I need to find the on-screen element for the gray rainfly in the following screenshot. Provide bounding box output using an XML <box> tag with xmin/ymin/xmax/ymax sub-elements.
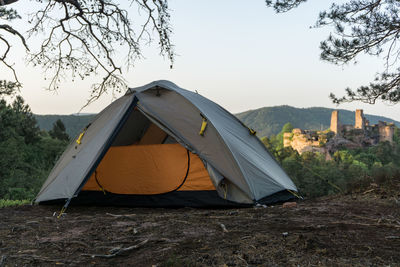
<box><xmin>35</xmin><ymin>80</ymin><xmax>298</xmax><ymax>209</ymax></box>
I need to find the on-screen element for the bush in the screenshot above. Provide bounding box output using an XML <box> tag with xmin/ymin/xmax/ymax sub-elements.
<box><xmin>0</xmin><ymin>199</ymin><xmax>30</xmax><ymax>208</ymax></box>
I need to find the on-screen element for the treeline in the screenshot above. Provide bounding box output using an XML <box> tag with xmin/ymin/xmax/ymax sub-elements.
<box><xmin>1</xmin><ymin>91</ymin><xmax>399</xmax><ymax>202</ymax></box>
<box><xmin>0</xmin><ymin>95</ymin><xmax>69</xmax><ymax>200</ymax></box>
<box><xmin>263</xmin><ymin>123</ymin><xmax>400</xmax><ymax>198</ymax></box>
<box><xmin>35</xmin><ymin>114</ymin><xmax>94</xmax><ymax>139</ymax></box>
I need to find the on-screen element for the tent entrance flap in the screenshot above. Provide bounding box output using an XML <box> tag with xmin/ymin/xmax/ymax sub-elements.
<box><xmin>82</xmin><ymin>143</ymin><xmax>215</xmax><ymax>195</ymax></box>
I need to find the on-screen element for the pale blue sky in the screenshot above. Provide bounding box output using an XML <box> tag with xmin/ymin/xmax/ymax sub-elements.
<box><xmin>2</xmin><ymin>1</ymin><xmax>400</xmax><ymax>121</ymax></box>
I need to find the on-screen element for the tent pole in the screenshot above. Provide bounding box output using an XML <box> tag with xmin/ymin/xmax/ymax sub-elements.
<box><xmin>57</xmin><ymin>198</ymin><xmax>72</xmax><ymax>219</ymax></box>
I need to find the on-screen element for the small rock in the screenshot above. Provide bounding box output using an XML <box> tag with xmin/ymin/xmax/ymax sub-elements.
<box><xmin>282</xmin><ymin>202</ymin><xmax>297</xmax><ymax>208</ymax></box>
<box><xmin>220</xmin><ymin>223</ymin><xmax>228</xmax><ymax>233</ymax></box>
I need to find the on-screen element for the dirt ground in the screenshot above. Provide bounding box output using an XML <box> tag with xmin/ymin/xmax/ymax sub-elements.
<box><xmin>0</xmin><ymin>193</ymin><xmax>399</xmax><ymax>267</ymax></box>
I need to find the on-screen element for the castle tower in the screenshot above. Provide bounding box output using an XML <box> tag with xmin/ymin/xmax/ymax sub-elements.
<box><xmin>379</xmin><ymin>123</ymin><xmax>395</xmax><ymax>143</ymax></box>
<box><xmin>330</xmin><ymin>110</ymin><xmax>339</xmax><ymax>134</ymax></box>
<box><xmin>355</xmin><ymin>109</ymin><xmax>365</xmax><ymax>129</ymax></box>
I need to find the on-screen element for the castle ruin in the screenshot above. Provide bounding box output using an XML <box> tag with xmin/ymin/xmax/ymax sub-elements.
<box><xmin>283</xmin><ymin>109</ymin><xmax>395</xmax><ymax>155</ymax></box>
<box><xmin>330</xmin><ymin>110</ymin><xmax>340</xmax><ymax>134</ymax></box>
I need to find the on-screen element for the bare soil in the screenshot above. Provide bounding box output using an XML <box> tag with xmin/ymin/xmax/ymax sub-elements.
<box><xmin>0</xmin><ymin>194</ymin><xmax>399</xmax><ymax>267</ymax></box>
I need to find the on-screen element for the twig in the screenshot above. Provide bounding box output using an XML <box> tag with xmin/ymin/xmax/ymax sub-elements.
<box><xmin>385</xmin><ymin>236</ymin><xmax>400</xmax><ymax>239</ymax></box>
<box><xmin>81</xmin><ymin>239</ymin><xmax>148</xmax><ymax>258</ymax></box>
<box><xmin>330</xmin><ymin>221</ymin><xmax>400</xmax><ymax>228</ymax></box>
<box><xmin>106</xmin><ymin>213</ymin><xmax>136</xmax><ymax>218</ymax></box>
<box><xmin>237</xmin><ymin>255</ymin><xmax>249</xmax><ymax>266</ymax></box>
<box><xmin>0</xmin><ymin>255</ymin><xmax>6</xmax><ymax>267</ymax></box>
<box><xmin>363</xmin><ymin>189</ymin><xmax>375</xmax><ymax>194</ymax></box>
<box><xmin>209</xmin><ymin>216</ymin><xmax>233</xmax><ymax>219</ymax></box>
<box><xmin>63</xmin><ymin>240</ymin><xmax>89</xmax><ymax>247</ymax></box>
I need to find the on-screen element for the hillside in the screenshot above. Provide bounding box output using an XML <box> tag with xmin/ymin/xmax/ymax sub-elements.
<box><xmin>236</xmin><ymin>105</ymin><xmax>400</xmax><ymax>137</ymax></box>
<box><xmin>34</xmin><ymin>106</ymin><xmax>400</xmax><ymax>139</ymax></box>
<box><xmin>34</xmin><ymin>114</ymin><xmax>95</xmax><ymax>138</ymax></box>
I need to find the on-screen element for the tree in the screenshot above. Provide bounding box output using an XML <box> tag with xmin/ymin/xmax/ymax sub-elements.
<box><xmin>0</xmin><ymin>93</ymin><xmax>68</xmax><ymax>200</ymax></box>
<box><xmin>276</xmin><ymin>122</ymin><xmax>293</xmax><ymax>149</ymax></box>
<box><xmin>49</xmin><ymin>119</ymin><xmax>69</xmax><ymax>141</ymax></box>
<box><xmin>0</xmin><ymin>0</ymin><xmax>173</xmax><ymax>105</ymax></box>
<box><xmin>266</xmin><ymin>0</ymin><xmax>400</xmax><ymax>105</ymax></box>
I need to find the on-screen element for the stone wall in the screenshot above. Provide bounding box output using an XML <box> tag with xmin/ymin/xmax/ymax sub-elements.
<box><xmin>283</xmin><ymin>109</ymin><xmax>396</xmax><ymax>156</ymax></box>
<box><xmin>283</xmin><ymin>128</ymin><xmax>330</xmax><ymax>155</ymax></box>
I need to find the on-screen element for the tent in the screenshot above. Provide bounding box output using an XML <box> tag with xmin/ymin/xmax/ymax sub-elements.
<box><xmin>35</xmin><ymin>80</ymin><xmax>298</xmax><ymax>208</ymax></box>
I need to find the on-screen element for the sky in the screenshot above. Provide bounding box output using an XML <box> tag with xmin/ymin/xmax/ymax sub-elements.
<box><xmin>3</xmin><ymin>0</ymin><xmax>400</xmax><ymax>121</ymax></box>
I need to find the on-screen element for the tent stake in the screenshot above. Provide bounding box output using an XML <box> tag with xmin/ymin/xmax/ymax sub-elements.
<box><xmin>57</xmin><ymin>198</ymin><xmax>71</xmax><ymax>219</ymax></box>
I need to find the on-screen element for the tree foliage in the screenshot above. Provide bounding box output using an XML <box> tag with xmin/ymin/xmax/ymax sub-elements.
<box><xmin>0</xmin><ymin>0</ymin><xmax>173</xmax><ymax>105</ymax></box>
<box><xmin>266</xmin><ymin>0</ymin><xmax>400</xmax><ymax>105</ymax></box>
<box><xmin>0</xmin><ymin>93</ymin><xmax>68</xmax><ymax>200</ymax></box>
<box><xmin>49</xmin><ymin>119</ymin><xmax>70</xmax><ymax>141</ymax></box>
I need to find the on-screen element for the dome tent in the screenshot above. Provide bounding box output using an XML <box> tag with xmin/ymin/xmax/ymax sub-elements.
<box><xmin>35</xmin><ymin>80</ymin><xmax>298</xmax><ymax>209</ymax></box>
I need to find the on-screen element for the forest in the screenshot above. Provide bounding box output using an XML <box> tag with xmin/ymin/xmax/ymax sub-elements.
<box><xmin>1</xmin><ymin>95</ymin><xmax>400</xmax><ymax>203</ymax></box>
<box><xmin>0</xmin><ymin>95</ymin><xmax>68</xmax><ymax>203</ymax></box>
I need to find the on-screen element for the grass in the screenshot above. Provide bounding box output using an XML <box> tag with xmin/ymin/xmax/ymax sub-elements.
<box><xmin>0</xmin><ymin>199</ymin><xmax>31</xmax><ymax>208</ymax></box>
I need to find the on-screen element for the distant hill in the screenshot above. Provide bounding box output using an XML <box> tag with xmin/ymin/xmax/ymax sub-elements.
<box><xmin>236</xmin><ymin>105</ymin><xmax>400</xmax><ymax>137</ymax></box>
<box><xmin>35</xmin><ymin>114</ymin><xmax>95</xmax><ymax>138</ymax></box>
<box><xmin>34</xmin><ymin>105</ymin><xmax>400</xmax><ymax>139</ymax></box>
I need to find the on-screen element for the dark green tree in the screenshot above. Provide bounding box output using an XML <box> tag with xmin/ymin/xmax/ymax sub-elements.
<box><xmin>49</xmin><ymin>119</ymin><xmax>69</xmax><ymax>141</ymax></box>
<box><xmin>11</xmin><ymin>96</ymin><xmax>40</xmax><ymax>144</ymax></box>
<box><xmin>276</xmin><ymin>122</ymin><xmax>294</xmax><ymax>149</ymax></box>
<box><xmin>0</xmin><ymin>94</ymin><xmax>67</xmax><ymax>200</ymax></box>
<box><xmin>394</xmin><ymin>127</ymin><xmax>400</xmax><ymax>145</ymax></box>
<box><xmin>266</xmin><ymin>0</ymin><xmax>400</xmax><ymax>105</ymax></box>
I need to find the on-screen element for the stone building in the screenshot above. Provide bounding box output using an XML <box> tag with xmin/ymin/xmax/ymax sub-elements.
<box><xmin>283</xmin><ymin>109</ymin><xmax>395</xmax><ymax>155</ymax></box>
<box><xmin>332</xmin><ymin>109</ymin><xmax>395</xmax><ymax>145</ymax></box>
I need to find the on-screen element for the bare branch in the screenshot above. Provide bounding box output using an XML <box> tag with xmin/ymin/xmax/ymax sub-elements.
<box><xmin>26</xmin><ymin>0</ymin><xmax>174</xmax><ymax>106</ymax></box>
<box><xmin>267</xmin><ymin>0</ymin><xmax>400</xmax><ymax>105</ymax></box>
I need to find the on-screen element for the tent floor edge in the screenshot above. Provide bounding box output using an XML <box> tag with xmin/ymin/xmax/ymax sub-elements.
<box><xmin>38</xmin><ymin>190</ymin><xmax>296</xmax><ymax>208</ymax></box>
<box><xmin>39</xmin><ymin>190</ymin><xmax>251</xmax><ymax>208</ymax></box>
<box><xmin>256</xmin><ymin>190</ymin><xmax>296</xmax><ymax>205</ymax></box>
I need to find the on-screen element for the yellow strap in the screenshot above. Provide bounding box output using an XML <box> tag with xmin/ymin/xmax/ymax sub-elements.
<box><xmin>76</xmin><ymin>123</ymin><xmax>92</xmax><ymax>145</ymax></box>
<box><xmin>199</xmin><ymin>118</ymin><xmax>208</xmax><ymax>136</ymax></box>
<box><xmin>76</xmin><ymin>131</ymin><xmax>85</xmax><ymax>145</ymax></box>
<box><xmin>248</xmin><ymin>128</ymin><xmax>257</xmax><ymax>135</ymax></box>
<box><xmin>287</xmin><ymin>189</ymin><xmax>301</xmax><ymax>199</ymax></box>
<box><xmin>57</xmin><ymin>206</ymin><xmax>66</xmax><ymax>219</ymax></box>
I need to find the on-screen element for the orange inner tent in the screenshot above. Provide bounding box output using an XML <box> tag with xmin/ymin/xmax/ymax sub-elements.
<box><xmin>82</xmin><ymin>143</ymin><xmax>215</xmax><ymax>195</ymax></box>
